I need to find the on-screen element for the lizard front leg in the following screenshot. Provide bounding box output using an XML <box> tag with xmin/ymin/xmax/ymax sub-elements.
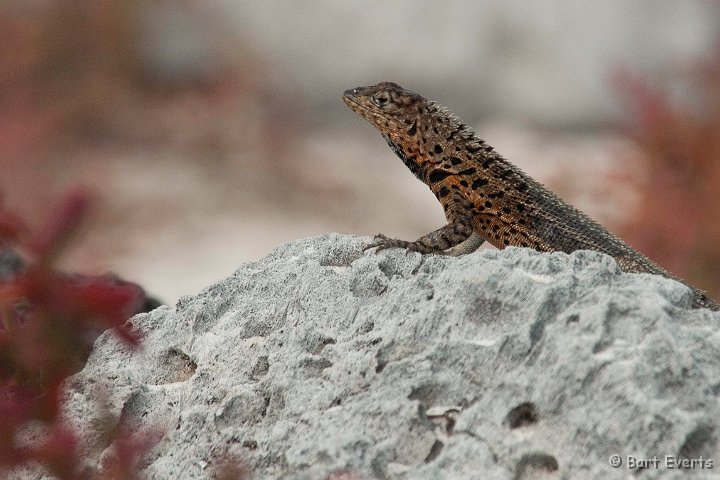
<box><xmin>365</xmin><ymin>194</ymin><xmax>476</xmax><ymax>254</ymax></box>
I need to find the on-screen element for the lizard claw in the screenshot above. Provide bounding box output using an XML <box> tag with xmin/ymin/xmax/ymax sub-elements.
<box><xmin>363</xmin><ymin>234</ymin><xmax>444</xmax><ymax>255</ymax></box>
<box><xmin>363</xmin><ymin>234</ymin><xmax>394</xmax><ymax>253</ymax></box>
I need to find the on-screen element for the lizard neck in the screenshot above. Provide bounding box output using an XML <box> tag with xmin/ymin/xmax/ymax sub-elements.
<box><xmin>383</xmin><ymin>135</ymin><xmax>426</xmax><ymax>180</ymax></box>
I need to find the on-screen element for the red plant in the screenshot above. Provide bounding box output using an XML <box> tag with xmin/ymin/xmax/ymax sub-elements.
<box><xmin>99</xmin><ymin>423</ymin><xmax>164</xmax><ymax>480</ymax></box>
<box><xmin>612</xmin><ymin>53</ymin><xmax>720</xmax><ymax>298</ymax></box>
<box><xmin>0</xmin><ymin>188</ymin><xmax>149</xmax><ymax>479</ymax></box>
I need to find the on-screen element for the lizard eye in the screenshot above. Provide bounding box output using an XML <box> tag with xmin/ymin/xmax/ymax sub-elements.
<box><xmin>372</xmin><ymin>93</ymin><xmax>390</xmax><ymax>108</ymax></box>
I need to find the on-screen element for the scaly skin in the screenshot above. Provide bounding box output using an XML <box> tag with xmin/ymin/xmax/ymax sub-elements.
<box><xmin>343</xmin><ymin>81</ymin><xmax>719</xmax><ymax>311</ymax></box>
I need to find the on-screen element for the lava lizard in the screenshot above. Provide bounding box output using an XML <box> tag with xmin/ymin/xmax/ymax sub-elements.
<box><xmin>343</xmin><ymin>81</ymin><xmax>719</xmax><ymax>311</ymax></box>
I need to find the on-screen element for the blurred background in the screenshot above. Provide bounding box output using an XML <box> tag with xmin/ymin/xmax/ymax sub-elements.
<box><xmin>3</xmin><ymin>0</ymin><xmax>720</xmax><ymax>304</ymax></box>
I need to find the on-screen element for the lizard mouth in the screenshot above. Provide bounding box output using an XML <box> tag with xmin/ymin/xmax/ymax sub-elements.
<box><xmin>342</xmin><ymin>91</ymin><xmax>361</xmax><ymax>109</ymax></box>
<box><xmin>342</xmin><ymin>92</ymin><xmax>374</xmax><ymax>119</ymax></box>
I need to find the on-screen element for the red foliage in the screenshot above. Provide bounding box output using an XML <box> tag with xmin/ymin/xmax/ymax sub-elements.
<box><xmin>612</xmin><ymin>55</ymin><xmax>720</xmax><ymax>297</ymax></box>
<box><xmin>0</xmin><ymin>210</ymin><xmax>25</xmax><ymax>245</ymax></box>
<box><xmin>0</xmin><ymin>189</ymin><xmax>148</xmax><ymax>478</ymax></box>
<box><xmin>99</xmin><ymin>425</ymin><xmax>163</xmax><ymax>480</ymax></box>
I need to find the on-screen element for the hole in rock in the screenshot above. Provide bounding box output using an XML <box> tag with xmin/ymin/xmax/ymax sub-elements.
<box><xmin>504</xmin><ymin>402</ymin><xmax>538</xmax><ymax>429</ymax></box>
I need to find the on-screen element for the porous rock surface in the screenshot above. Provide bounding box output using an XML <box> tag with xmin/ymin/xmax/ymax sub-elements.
<box><xmin>61</xmin><ymin>234</ymin><xmax>720</xmax><ymax>479</ymax></box>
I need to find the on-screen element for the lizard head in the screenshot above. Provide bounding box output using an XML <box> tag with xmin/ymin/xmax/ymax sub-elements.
<box><xmin>343</xmin><ymin>82</ymin><xmax>423</xmax><ymax>137</ymax></box>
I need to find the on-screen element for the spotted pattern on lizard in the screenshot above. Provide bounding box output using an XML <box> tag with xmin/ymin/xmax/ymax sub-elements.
<box><xmin>343</xmin><ymin>81</ymin><xmax>719</xmax><ymax>310</ymax></box>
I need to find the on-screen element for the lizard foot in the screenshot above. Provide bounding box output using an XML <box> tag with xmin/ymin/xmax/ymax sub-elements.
<box><xmin>363</xmin><ymin>234</ymin><xmax>446</xmax><ymax>255</ymax></box>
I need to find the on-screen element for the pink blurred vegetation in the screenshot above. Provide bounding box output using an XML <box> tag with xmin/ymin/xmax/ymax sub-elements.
<box><xmin>1</xmin><ymin>3</ymin><xmax>257</xmax><ymax>476</ymax></box>
<box><xmin>0</xmin><ymin>188</ymin><xmax>155</xmax><ymax>478</ymax></box>
<box><xmin>612</xmin><ymin>48</ymin><xmax>720</xmax><ymax>299</ymax></box>
<box><xmin>0</xmin><ymin>191</ymin><xmax>247</xmax><ymax>478</ymax></box>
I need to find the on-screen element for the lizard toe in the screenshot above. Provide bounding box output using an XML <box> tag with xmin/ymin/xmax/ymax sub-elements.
<box><xmin>363</xmin><ymin>234</ymin><xmax>394</xmax><ymax>252</ymax></box>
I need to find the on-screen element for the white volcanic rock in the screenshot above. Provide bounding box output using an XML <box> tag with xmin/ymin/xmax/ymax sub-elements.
<box><xmin>58</xmin><ymin>234</ymin><xmax>720</xmax><ymax>479</ymax></box>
